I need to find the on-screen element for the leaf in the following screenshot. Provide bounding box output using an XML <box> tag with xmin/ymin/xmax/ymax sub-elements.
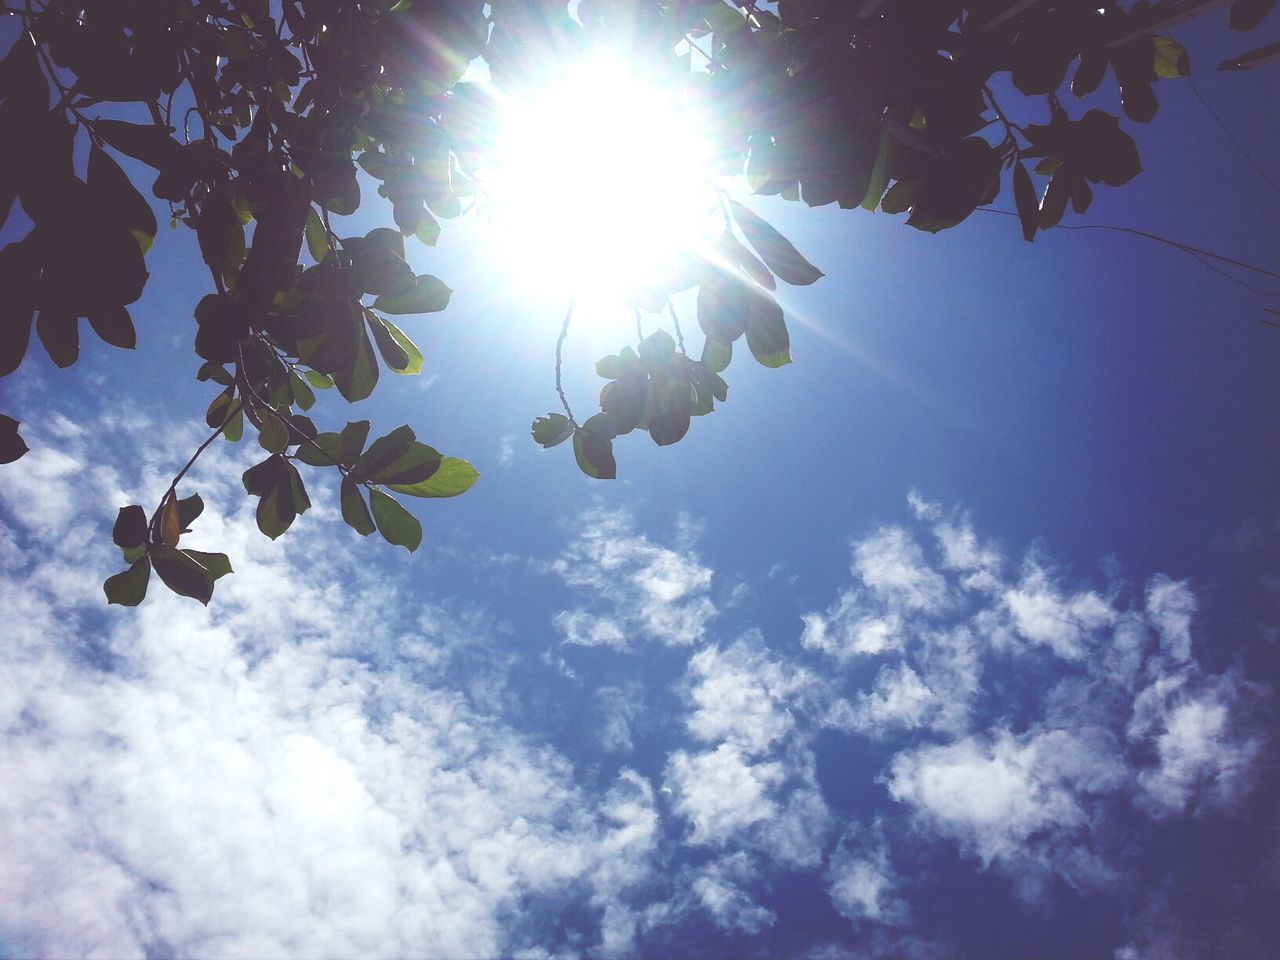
<box><xmin>372</xmin><ymin>275</ymin><xmax>453</xmax><ymax>314</ymax></box>
<box><xmin>1039</xmin><ymin>171</ymin><xmax>1071</xmax><ymax>230</ymax></box>
<box><xmin>0</xmin><ymin>413</ymin><xmax>29</xmax><ymax>464</ymax></box>
<box><xmin>532</xmin><ymin>413</ymin><xmax>575</xmax><ymax>448</ymax></box>
<box><xmin>1153</xmin><ymin>37</ymin><xmax>1191</xmax><ymax>78</ymax></box>
<box><xmin>305</xmin><ymin>369</ymin><xmax>334</xmax><ymax>390</ymax></box>
<box><xmin>701</xmin><ymin>338</ymin><xmax>731</xmax><ymax>374</ymax></box>
<box><xmin>112</xmin><ymin>505</ymin><xmax>149</xmax><ymax>549</ymax></box>
<box><xmin>1070</xmin><ymin>177</ymin><xmax>1094</xmax><ymax>214</ymax></box>
<box><xmin>332</xmin><ymin>317</ymin><xmax>379</xmax><ymax>403</ymax></box>
<box><xmin>729</xmin><ymin>200</ymin><xmax>823</xmax><ymax>285</ymax></box>
<box><xmin>369</xmin><ymin>488</ymin><xmax>422</xmax><ymax>552</ymax></box>
<box><xmin>181</xmin><ymin>550</ymin><xmax>233</xmax><ymax>581</ymax></box>
<box><xmin>177</xmin><ymin>493</ymin><xmax>205</xmax><ymax>530</ymax></box>
<box><xmin>1074</xmin><ymin>110</ymin><xmax>1142</xmax><ymax>186</ymax></box>
<box><xmin>718</xmin><ymin>232</ymin><xmax>775</xmax><ymax>290</ymax></box>
<box><xmin>258</xmin><ymin>416</ymin><xmax>290</xmax><ymax>454</ymax></box>
<box><xmin>367</xmin><ymin>312</ymin><xmax>424</xmax><ymax>374</ymax></box>
<box><xmin>573</xmin><ymin>429</ymin><xmax>616</xmax><ymax>480</ymax></box>
<box><xmin>104</xmin><ymin>558</ymin><xmax>151</xmax><ymax>606</ymax></box>
<box><xmin>150</xmin><ymin>546</ymin><xmax>215</xmax><ymax>604</ymax></box>
<box><xmin>646</xmin><ymin>379</ymin><xmax>692</xmax><ymax>446</ymax></box>
<box><xmin>389</xmin><ymin>457</ymin><xmax>479</xmax><ymax>498</ymax></box>
<box><xmin>1228</xmin><ymin>0</ymin><xmax>1277</xmax><ymax>31</ymax></box>
<box><xmin>92</xmin><ymin>119</ymin><xmax>181</xmax><ymax>170</ymax></box>
<box><xmin>290</xmin><ymin>371</ymin><xmax>316</xmax><ymax>411</ymax></box>
<box><xmin>861</xmin><ymin>127</ymin><xmax>893</xmax><ymax>212</ymax></box>
<box><xmin>880</xmin><ymin>179</ymin><xmax>919</xmax><ymax>215</ymax></box>
<box><xmin>87</xmin><ymin>144</ymin><xmax>157</xmax><ymax>255</ymax></box>
<box><xmin>305</xmin><ymin>206</ymin><xmax>329</xmax><ymax>262</ymax></box>
<box><xmin>744</xmin><ymin>292</ymin><xmax>791</xmax><ymax>368</ymax></box>
<box><xmin>341</xmin><ymin>476</ymin><xmax>376</xmax><ymax>537</ymax></box>
<box><xmin>0</xmin><ymin>241</ymin><xmax>39</xmax><ymax>378</ymax></box>
<box><xmin>353</xmin><ymin>424</ymin><xmax>413</xmax><ymax>479</ymax></box>
<box><xmin>1013</xmin><ymin>161</ymin><xmax>1038</xmax><ymax>242</ymax></box>
<box><xmin>88</xmin><ymin>306</ymin><xmax>139</xmax><ymax>350</ymax></box>
<box><xmin>160</xmin><ymin>494</ymin><xmax>182</xmax><ymax>547</ymax></box>
<box><xmin>36</xmin><ymin>311</ymin><xmax>79</xmax><ymax>368</ymax></box>
<box><xmin>339</xmin><ymin>420</ymin><xmax>371</xmax><ymax>465</ymax></box>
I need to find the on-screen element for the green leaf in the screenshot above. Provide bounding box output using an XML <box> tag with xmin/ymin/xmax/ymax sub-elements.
<box><xmin>729</xmin><ymin>200</ymin><xmax>824</xmax><ymax>285</ymax></box>
<box><xmin>243</xmin><ymin>455</ymin><xmax>283</xmax><ymax>496</ymax></box>
<box><xmin>389</xmin><ymin>457</ymin><xmax>478</xmax><ymax>498</ymax></box>
<box><xmin>861</xmin><ymin>127</ymin><xmax>893</xmax><ymax>212</ymax></box>
<box><xmin>150</xmin><ymin>546</ymin><xmax>216</xmax><ymax>605</ymax></box>
<box><xmin>646</xmin><ymin>379</ymin><xmax>692</xmax><ymax>446</ymax></box>
<box><xmin>305</xmin><ymin>206</ymin><xmax>330</xmax><ymax>262</ymax></box>
<box><xmin>701</xmin><ymin>338</ymin><xmax>731</xmax><ymax>374</ymax></box>
<box><xmin>414</xmin><ymin>213</ymin><xmax>441</xmax><ymax>246</ymax></box>
<box><xmin>0</xmin><ymin>414</ymin><xmax>28</xmax><ymax>464</ymax></box>
<box><xmin>290</xmin><ymin>371</ymin><xmax>316</xmax><ymax>411</ymax></box>
<box><xmin>197</xmin><ymin>362</ymin><xmax>234</xmax><ymax>386</ymax></box>
<box><xmin>573</xmin><ymin>425</ymin><xmax>617</xmax><ymax>480</ymax></box>
<box><xmin>704</xmin><ymin>1</ymin><xmax>746</xmax><ymax>33</ymax></box>
<box><xmin>104</xmin><ymin>558</ymin><xmax>151</xmax><ymax>606</ymax></box>
<box><xmin>176</xmin><ymin>493</ymin><xmax>204</xmax><ymax>531</ymax></box>
<box><xmin>880</xmin><ymin>179</ymin><xmax>919</xmax><ymax>215</ymax></box>
<box><xmin>372</xmin><ymin>275</ymin><xmax>453</xmax><ymax>314</ymax></box>
<box><xmin>181</xmin><ymin>550</ymin><xmax>233</xmax><ymax>581</ymax></box>
<box><xmin>532</xmin><ymin>413</ymin><xmax>575</xmax><ymax>448</ymax></box>
<box><xmin>258</xmin><ymin>416</ymin><xmax>290</xmax><ymax>453</ymax></box>
<box><xmin>341</xmin><ymin>476</ymin><xmax>377</xmax><ymax>536</ymax></box>
<box><xmin>367</xmin><ymin>312</ymin><xmax>424</xmax><ymax>374</ymax></box>
<box><xmin>1013</xmin><ymin>161</ymin><xmax>1038</xmax><ymax>243</ymax></box>
<box><xmin>223</xmin><ymin>407</ymin><xmax>244</xmax><ymax>443</ymax></box>
<box><xmin>744</xmin><ymin>291</ymin><xmax>792</xmax><ymax>368</ymax></box>
<box><xmin>328</xmin><ymin>317</ymin><xmax>380</xmax><ymax>403</ymax></box>
<box><xmin>112</xmin><ymin>505</ymin><xmax>149</xmax><ymax>549</ymax></box>
<box><xmin>718</xmin><ymin>232</ymin><xmax>775</xmax><ymax>291</ymax></box>
<box><xmin>304</xmin><ymin>369</ymin><xmax>334</xmax><ymax>390</ymax></box>
<box><xmin>339</xmin><ymin>420</ymin><xmax>371</xmax><ymax>465</ymax></box>
<box><xmin>1153</xmin><ymin>36</ymin><xmax>1191</xmax><ymax>78</ymax></box>
<box><xmin>369</xmin><ymin>488</ymin><xmax>422</xmax><ymax>552</ymax></box>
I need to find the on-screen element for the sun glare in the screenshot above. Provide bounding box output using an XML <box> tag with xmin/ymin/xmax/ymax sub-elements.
<box><xmin>486</xmin><ymin>55</ymin><xmax>717</xmax><ymax>308</ymax></box>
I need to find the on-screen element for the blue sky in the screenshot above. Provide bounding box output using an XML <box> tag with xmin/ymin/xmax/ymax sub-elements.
<box><xmin>1</xmin><ymin>8</ymin><xmax>1279</xmax><ymax>960</ymax></box>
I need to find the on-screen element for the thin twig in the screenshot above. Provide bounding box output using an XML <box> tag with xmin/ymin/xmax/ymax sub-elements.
<box><xmin>555</xmin><ymin>296</ymin><xmax>578</xmax><ymax>426</ymax></box>
<box><xmin>980</xmin><ymin>209</ymin><xmax>1280</xmax><ymax>280</ymax></box>
<box><xmin>634</xmin><ymin>307</ymin><xmax>644</xmax><ymax>343</ymax></box>
<box><xmin>667</xmin><ymin>300</ymin><xmax>689</xmax><ymax>357</ymax></box>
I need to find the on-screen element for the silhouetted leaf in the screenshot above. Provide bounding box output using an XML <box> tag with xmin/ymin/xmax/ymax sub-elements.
<box><xmin>1013</xmin><ymin>161</ymin><xmax>1038</xmax><ymax>242</ymax></box>
<box><xmin>176</xmin><ymin>493</ymin><xmax>204</xmax><ymax>531</ymax></box>
<box><xmin>0</xmin><ymin>414</ymin><xmax>29</xmax><ymax>464</ymax></box>
<box><xmin>573</xmin><ymin>414</ymin><xmax>617</xmax><ymax>480</ymax></box>
<box><xmin>744</xmin><ymin>291</ymin><xmax>791</xmax><ymax>368</ymax></box>
<box><xmin>367</xmin><ymin>312</ymin><xmax>423</xmax><ymax>374</ymax></box>
<box><xmin>729</xmin><ymin>200</ymin><xmax>823</xmax><ymax>285</ymax></box>
<box><xmin>151</xmin><ymin>546</ymin><xmax>215</xmax><ymax>604</ymax></box>
<box><xmin>36</xmin><ymin>311</ymin><xmax>78</xmax><ymax>368</ymax></box>
<box><xmin>701</xmin><ymin>338</ymin><xmax>731</xmax><ymax>374</ymax></box>
<box><xmin>1229</xmin><ymin>0</ymin><xmax>1277</xmax><ymax>31</ymax></box>
<box><xmin>532</xmin><ymin>413</ymin><xmax>574</xmax><ymax>448</ymax></box>
<box><xmin>87</xmin><ymin>306</ymin><xmax>137</xmax><ymax>349</ymax></box>
<box><xmin>372</xmin><ymin>275</ymin><xmax>453</xmax><ymax>314</ymax></box>
<box><xmin>87</xmin><ymin>144</ymin><xmax>157</xmax><ymax>255</ymax></box>
<box><xmin>112</xmin><ymin>505</ymin><xmax>149</xmax><ymax>549</ymax></box>
<box><xmin>369</xmin><ymin>488</ymin><xmax>421</xmax><ymax>551</ymax></box>
<box><xmin>160</xmin><ymin>494</ymin><xmax>181</xmax><ymax>547</ymax></box>
<box><xmin>341</xmin><ymin>476</ymin><xmax>376</xmax><ymax>536</ymax></box>
<box><xmin>305</xmin><ymin>207</ymin><xmax>329</xmax><ymax>262</ymax></box>
<box><xmin>181</xmin><ymin>550</ymin><xmax>232</xmax><ymax>581</ymax></box>
<box><xmin>104</xmin><ymin>558</ymin><xmax>150</xmax><ymax>606</ymax></box>
<box><xmin>1039</xmin><ymin>171</ymin><xmax>1071</xmax><ymax>229</ymax></box>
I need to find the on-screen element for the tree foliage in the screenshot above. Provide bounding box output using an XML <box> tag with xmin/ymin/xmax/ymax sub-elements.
<box><xmin>0</xmin><ymin>0</ymin><xmax>1273</xmax><ymax>604</ymax></box>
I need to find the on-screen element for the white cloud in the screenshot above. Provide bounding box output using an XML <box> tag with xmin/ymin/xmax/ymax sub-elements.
<box><xmin>886</xmin><ymin>726</ymin><xmax>1127</xmax><ymax>894</ymax></box>
<box><xmin>0</xmin><ymin>414</ymin><xmax>669</xmax><ymax>959</ymax></box>
<box><xmin>550</xmin><ymin>510</ymin><xmax>716</xmax><ymax>650</ymax></box>
<box><xmin>854</xmin><ymin>527</ymin><xmax>949</xmax><ymax>613</ymax></box>
<box><xmin>667</xmin><ymin>639</ymin><xmax>830</xmax><ymax>867</ymax></box>
<box><xmin>826</xmin><ymin>824</ymin><xmax>906</xmax><ymax>927</ymax></box>
<box><xmin>1000</xmin><ymin>561</ymin><xmax>1114</xmax><ymax>660</ymax></box>
<box><xmin>690</xmin><ymin>853</ymin><xmax>775</xmax><ymax>934</ymax></box>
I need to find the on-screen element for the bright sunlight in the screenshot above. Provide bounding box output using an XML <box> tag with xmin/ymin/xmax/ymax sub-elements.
<box><xmin>486</xmin><ymin>54</ymin><xmax>718</xmax><ymax>308</ymax></box>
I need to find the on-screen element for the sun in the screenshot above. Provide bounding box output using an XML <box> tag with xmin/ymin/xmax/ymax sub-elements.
<box><xmin>484</xmin><ymin>53</ymin><xmax>718</xmax><ymax>309</ymax></box>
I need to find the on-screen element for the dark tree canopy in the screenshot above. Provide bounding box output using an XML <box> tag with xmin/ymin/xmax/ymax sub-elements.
<box><xmin>0</xmin><ymin>0</ymin><xmax>1274</xmax><ymax>605</ymax></box>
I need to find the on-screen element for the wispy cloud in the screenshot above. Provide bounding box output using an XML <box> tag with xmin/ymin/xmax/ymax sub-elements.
<box><xmin>549</xmin><ymin>509</ymin><xmax>717</xmax><ymax>650</ymax></box>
